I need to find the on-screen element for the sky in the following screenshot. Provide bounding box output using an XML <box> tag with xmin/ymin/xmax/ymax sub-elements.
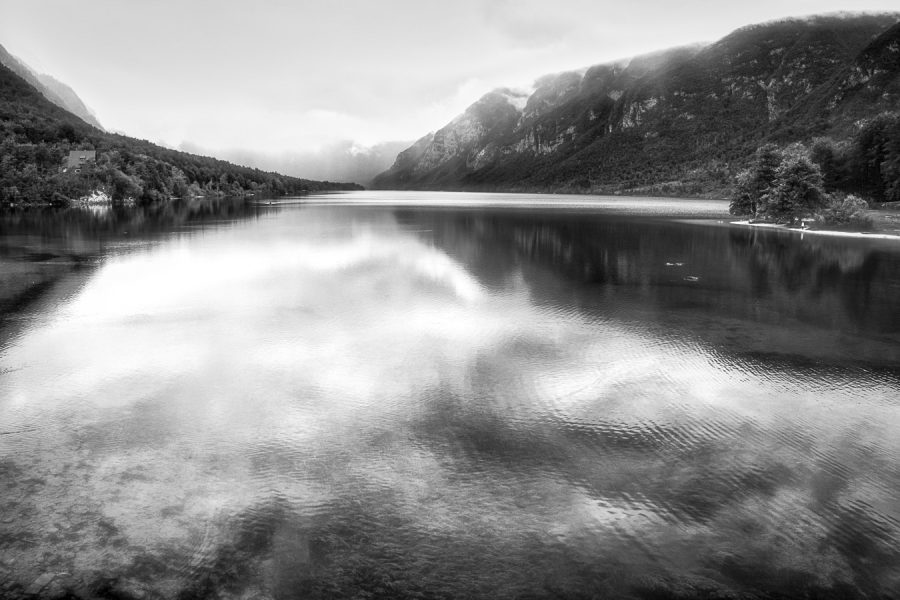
<box><xmin>1</xmin><ymin>0</ymin><xmax>899</xmax><ymax>160</ymax></box>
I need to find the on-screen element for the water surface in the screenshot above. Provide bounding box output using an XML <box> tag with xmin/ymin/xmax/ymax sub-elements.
<box><xmin>1</xmin><ymin>192</ymin><xmax>900</xmax><ymax>599</ymax></box>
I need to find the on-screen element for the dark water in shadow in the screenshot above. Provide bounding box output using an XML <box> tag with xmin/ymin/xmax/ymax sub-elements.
<box><xmin>1</xmin><ymin>192</ymin><xmax>899</xmax><ymax>599</ymax></box>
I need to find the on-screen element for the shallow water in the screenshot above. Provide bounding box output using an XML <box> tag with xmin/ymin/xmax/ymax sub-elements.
<box><xmin>1</xmin><ymin>192</ymin><xmax>900</xmax><ymax>599</ymax></box>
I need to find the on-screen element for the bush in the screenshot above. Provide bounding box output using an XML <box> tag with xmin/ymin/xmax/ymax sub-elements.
<box><xmin>812</xmin><ymin>194</ymin><xmax>874</xmax><ymax>231</ymax></box>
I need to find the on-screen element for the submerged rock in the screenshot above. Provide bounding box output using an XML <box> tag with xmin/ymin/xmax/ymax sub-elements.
<box><xmin>24</xmin><ymin>572</ymin><xmax>55</xmax><ymax>596</ymax></box>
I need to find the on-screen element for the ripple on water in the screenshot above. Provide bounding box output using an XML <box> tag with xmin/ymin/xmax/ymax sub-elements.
<box><xmin>3</xmin><ymin>200</ymin><xmax>900</xmax><ymax>598</ymax></box>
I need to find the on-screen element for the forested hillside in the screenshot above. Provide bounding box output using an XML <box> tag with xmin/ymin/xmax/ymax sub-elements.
<box><xmin>374</xmin><ymin>14</ymin><xmax>900</xmax><ymax>198</ymax></box>
<box><xmin>0</xmin><ymin>42</ymin><xmax>104</xmax><ymax>130</ymax></box>
<box><xmin>0</xmin><ymin>61</ymin><xmax>360</xmax><ymax>205</ymax></box>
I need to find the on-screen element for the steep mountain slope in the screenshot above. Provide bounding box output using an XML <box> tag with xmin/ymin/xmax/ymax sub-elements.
<box><xmin>0</xmin><ymin>61</ymin><xmax>359</xmax><ymax>203</ymax></box>
<box><xmin>374</xmin><ymin>13</ymin><xmax>900</xmax><ymax>195</ymax></box>
<box><xmin>804</xmin><ymin>20</ymin><xmax>900</xmax><ymax>130</ymax></box>
<box><xmin>0</xmin><ymin>43</ymin><xmax>104</xmax><ymax>130</ymax></box>
<box><xmin>36</xmin><ymin>72</ymin><xmax>104</xmax><ymax>130</ymax></box>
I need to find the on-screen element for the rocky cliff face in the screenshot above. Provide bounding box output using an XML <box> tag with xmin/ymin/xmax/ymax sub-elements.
<box><xmin>374</xmin><ymin>14</ymin><xmax>900</xmax><ymax>194</ymax></box>
<box><xmin>383</xmin><ymin>89</ymin><xmax>527</xmax><ymax>187</ymax></box>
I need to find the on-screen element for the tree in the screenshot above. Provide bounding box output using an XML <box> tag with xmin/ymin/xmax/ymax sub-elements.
<box><xmin>809</xmin><ymin>136</ymin><xmax>851</xmax><ymax>190</ymax></box>
<box><xmin>728</xmin><ymin>144</ymin><xmax>782</xmax><ymax>218</ymax></box>
<box><xmin>880</xmin><ymin>119</ymin><xmax>900</xmax><ymax>203</ymax></box>
<box><xmin>729</xmin><ymin>169</ymin><xmax>756</xmax><ymax>216</ymax></box>
<box><xmin>855</xmin><ymin>112</ymin><xmax>900</xmax><ymax>201</ymax></box>
<box><xmin>104</xmin><ymin>166</ymin><xmax>143</xmax><ymax>200</ymax></box>
<box><xmin>56</xmin><ymin>122</ymin><xmax>77</xmax><ymax>144</ymax></box>
<box><xmin>762</xmin><ymin>146</ymin><xmax>827</xmax><ymax>224</ymax></box>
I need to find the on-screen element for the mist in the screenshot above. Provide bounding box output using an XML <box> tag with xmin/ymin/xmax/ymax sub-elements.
<box><xmin>178</xmin><ymin>139</ymin><xmax>411</xmax><ymax>185</ymax></box>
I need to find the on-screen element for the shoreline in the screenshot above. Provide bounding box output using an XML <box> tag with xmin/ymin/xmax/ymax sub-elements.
<box><xmin>730</xmin><ymin>220</ymin><xmax>900</xmax><ymax>241</ymax></box>
<box><xmin>299</xmin><ymin>190</ymin><xmax>729</xmax><ymax>219</ymax></box>
<box><xmin>7</xmin><ymin>188</ymin><xmax>900</xmax><ymax>242</ymax></box>
<box><xmin>302</xmin><ymin>192</ymin><xmax>900</xmax><ymax>239</ymax></box>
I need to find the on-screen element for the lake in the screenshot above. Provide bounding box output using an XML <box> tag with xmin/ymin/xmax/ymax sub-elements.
<box><xmin>1</xmin><ymin>191</ymin><xmax>899</xmax><ymax>599</ymax></box>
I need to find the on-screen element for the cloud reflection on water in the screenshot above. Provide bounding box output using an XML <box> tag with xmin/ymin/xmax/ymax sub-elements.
<box><xmin>0</xmin><ymin>203</ymin><xmax>899</xmax><ymax>598</ymax></box>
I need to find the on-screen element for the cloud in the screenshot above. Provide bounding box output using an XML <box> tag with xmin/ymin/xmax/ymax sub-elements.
<box><xmin>3</xmin><ymin>0</ymin><xmax>900</xmax><ymax>159</ymax></box>
<box><xmin>482</xmin><ymin>0</ymin><xmax>581</xmax><ymax>46</ymax></box>
<box><xmin>4</xmin><ymin>205</ymin><xmax>900</xmax><ymax>596</ymax></box>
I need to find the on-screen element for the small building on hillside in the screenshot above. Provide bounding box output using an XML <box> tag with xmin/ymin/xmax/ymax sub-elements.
<box><xmin>66</xmin><ymin>150</ymin><xmax>96</xmax><ymax>172</ymax></box>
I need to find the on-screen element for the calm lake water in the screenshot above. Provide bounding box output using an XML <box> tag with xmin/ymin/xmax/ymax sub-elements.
<box><xmin>1</xmin><ymin>191</ymin><xmax>900</xmax><ymax>599</ymax></box>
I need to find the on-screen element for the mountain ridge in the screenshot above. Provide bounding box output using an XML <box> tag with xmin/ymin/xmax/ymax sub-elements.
<box><xmin>374</xmin><ymin>13</ymin><xmax>900</xmax><ymax>196</ymax></box>
<box><xmin>0</xmin><ymin>58</ymin><xmax>360</xmax><ymax>204</ymax></box>
<box><xmin>0</xmin><ymin>42</ymin><xmax>104</xmax><ymax>130</ymax></box>
<box><xmin>36</xmin><ymin>72</ymin><xmax>103</xmax><ymax>130</ymax></box>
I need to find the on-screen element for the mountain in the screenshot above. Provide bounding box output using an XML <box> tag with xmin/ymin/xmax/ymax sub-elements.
<box><xmin>199</xmin><ymin>139</ymin><xmax>412</xmax><ymax>186</ymax></box>
<box><xmin>289</xmin><ymin>140</ymin><xmax>413</xmax><ymax>186</ymax></box>
<box><xmin>36</xmin><ymin>72</ymin><xmax>104</xmax><ymax>130</ymax></box>
<box><xmin>0</xmin><ymin>59</ymin><xmax>360</xmax><ymax>204</ymax></box>
<box><xmin>809</xmin><ymin>20</ymin><xmax>900</xmax><ymax>127</ymax></box>
<box><xmin>374</xmin><ymin>13</ymin><xmax>900</xmax><ymax>196</ymax></box>
<box><xmin>0</xmin><ymin>42</ymin><xmax>104</xmax><ymax>130</ymax></box>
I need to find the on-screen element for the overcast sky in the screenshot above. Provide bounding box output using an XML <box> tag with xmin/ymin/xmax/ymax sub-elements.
<box><xmin>1</xmin><ymin>0</ymin><xmax>898</xmax><ymax>156</ymax></box>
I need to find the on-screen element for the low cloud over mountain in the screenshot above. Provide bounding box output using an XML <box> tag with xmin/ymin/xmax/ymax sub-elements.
<box><xmin>374</xmin><ymin>13</ymin><xmax>900</xmax><ymax>196</ymax></box>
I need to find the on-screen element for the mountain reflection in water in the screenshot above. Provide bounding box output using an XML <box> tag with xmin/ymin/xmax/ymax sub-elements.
<box><xmin>1</xmin><ymin>192</ymin><xmax>899</xmax><ymax>600</ymax></box>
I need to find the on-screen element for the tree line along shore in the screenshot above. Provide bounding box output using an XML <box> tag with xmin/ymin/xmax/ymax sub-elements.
<box><xmin>727</xmin><ymin>111</ymin><xmax>900</xmax><ymax>233</ymax></box>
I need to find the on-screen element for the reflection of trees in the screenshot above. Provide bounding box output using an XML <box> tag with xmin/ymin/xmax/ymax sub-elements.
<box><xmin>0</xmin><ymin>197</ymin><xmax>266</xmax><ymax>243</ymax></box>
<box><xmin>0</xmin><ymin>198</ymin><xmax>269</xmax><ymax>322</ymax></box>
<box><xmin>727</xmin><ymin>228</ymin><xmax>890</xmax><ymax>331</ymax></box>
<box><xmin>402</xmin><ymin>209</ymin><xmax>900</xmax><ymax>365</ymax></box>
